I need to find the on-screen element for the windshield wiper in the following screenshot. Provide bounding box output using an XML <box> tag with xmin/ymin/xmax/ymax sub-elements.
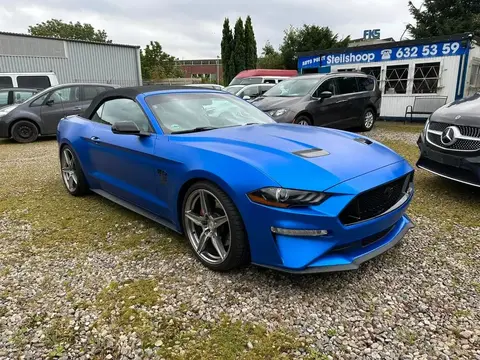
<box><xmin>171</xmin><ymin>126</ymin><xmax>218</xmax><ymax>134</ymax></box>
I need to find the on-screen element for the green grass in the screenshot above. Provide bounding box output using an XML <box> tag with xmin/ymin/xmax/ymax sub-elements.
<box><xmin>376</xmin><ymin>121</ymin><xmax>424</xmax><ymax>134</ymax></box>
<box><xmin>93</xmin><ymin>279</ymin><xmax>324</xmax><ymax>359</ymax></box>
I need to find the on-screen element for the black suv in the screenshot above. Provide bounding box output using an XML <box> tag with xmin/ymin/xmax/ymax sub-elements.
<box><xmin>416</xmin><ymin>92</ymin><xmax>480</xmax><ymax>187</ymax></box>
<box><xmin>250</xmin><ymin>73</ymin><xmax>381</xmax><ymax>131</ymax></box>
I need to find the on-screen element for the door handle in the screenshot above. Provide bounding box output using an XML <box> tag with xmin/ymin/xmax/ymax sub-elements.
<box><xmin>336</xmin><ymin>99</ymin><xmax>348</xmax><ymax>103</ymax></box>
<box><xmin>90</xmin><ymin>136</ymin><xmax>100</xmax><ymax>142</ymax></box>
<box><xmin>73</xmin><ymin>106</ymin><xmax>82</xmax><ymax>111</ymax></box>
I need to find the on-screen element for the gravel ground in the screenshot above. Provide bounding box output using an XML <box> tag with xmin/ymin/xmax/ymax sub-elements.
<box><xmin>0</xmin><ymin>125</ymin><xmax>479</xmax><ymax>360</ymax></box>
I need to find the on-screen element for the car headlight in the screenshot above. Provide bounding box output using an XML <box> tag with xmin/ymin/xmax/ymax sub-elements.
<box><xmin>247</xmin><ymin>187</ymin><xmax>328</xmax><ymax>208</ymax></box>
<box><xmin>0</xmin><ymin>105</ymin><xmax>17</xmax><ymax>117</ymax></box>
<box><xmin>268</xmin><ymin>109</ymin><xmax>288</xmax><ymax>117</ymax></box>
<box><xmin>423</xmin><ymin>116</ymin><xmax>431</xmax><ymax>133</ymax></box>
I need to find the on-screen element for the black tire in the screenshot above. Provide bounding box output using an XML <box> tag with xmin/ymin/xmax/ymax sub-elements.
<box><xmin>181</xmin><ymin>181</ymin><xmax>250</xmax><ymax>271</ymax></box>
<box><xmin>294</xmin><ymin>115</ymin><xmax>312</xmax><ymax>126</ymax></box>
<box><xmin>360</xmin><ymin>108</ymin><xmax>376</xmax><ymax>131</ymax></box>
<box><xmin>60</xmin><ymin>145</ymin><xmax>89</xmax><ymax>196</ymax></box>
<box><xmin>11</xmin><ymin>120</ymin><xmax>39</xmax><ymax>143</ymax></box>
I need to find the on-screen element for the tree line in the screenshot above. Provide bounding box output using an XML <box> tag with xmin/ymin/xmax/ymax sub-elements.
<box><xmin>26</xmin><ymin>1</ymin><xmax>480</xmax><ymax>84</ymax></box>
<box><xmin>221</xmin><ymin>16</ymin><xmax>258</xmax><ymax>85</ymax></box>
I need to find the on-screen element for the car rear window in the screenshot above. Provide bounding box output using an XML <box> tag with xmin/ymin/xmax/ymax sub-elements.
<box><xmin>17</xmin><ymin>76</ymin><xmax>51</xmax><ymax>89</ymax></box>
<box><xmin>358</xmin><ymin>77</ymin><xmax>375</xmax><ymax>91</ymax></box>
<box><xmin>337</xmin><ymin>77</ymin><xmax>359</xmax><ymax>94</ymax></box>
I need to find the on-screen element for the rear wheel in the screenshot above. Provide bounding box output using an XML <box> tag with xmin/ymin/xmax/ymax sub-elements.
<box><xmin>182</xmin><ymin>181</ymin><xmax>250</xmax><ymax>271</ymax></box>
<box><xmin>11</xmin><ymin>120</ymin><xmax>39</xmax><ymax>143</ymax></box>
<box><xmin>360</xmin><ymin>108</ymin><xmax>376</xmax><ymax>131</ymax></box>
<box><xmin>294</xmin><ymin>115</ymin><xmax>312</xmax><ymax>126</ymax></box>
<box><xmin>60</xmin><ymin>145</ymin><xmax>89</xmax><ymax>196</ymax></box>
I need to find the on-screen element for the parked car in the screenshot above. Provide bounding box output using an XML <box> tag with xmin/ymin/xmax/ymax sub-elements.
<box><xmin>416</xmin><ymin>92</ymin><xmax>480</xmax><ymax>187</ymax></box>
<box><xmin>250</xmin><ymin>73</ymin><xmax>381</xmax><ymax>131</ymax></box>
<box><xmin>224</xmin><ymin>85</ymin><xmax>245</xmax><ymax>94</ymax></box>
<box><xmin>233</xmin><ymin>84</ymin><xmax>275</xmax><ymax>101</ymax></box>
<box><xmin>0</xmin><ymin>72</ymin><xmax>59</xmax><ymax>89</ymax></box>
<box><xmin>185</xmin><ymin>84</ymin><xmax>225</xmax><ymax>90</ymax></box>
<box><xmin>0</xmin><ymin>88</ymin><xmax>39</xmax><ymax>108</ymax></box>
<box><xmin>229</xmin><ymin>69</ymin><xmax>298</xmax><ymax>85</ymax></box>
<box><xmin>57</xmin><ymin>85</ymin><xmax>414</xmax><ymax>273</ymax></box>
<box><xmin>0</xmin><ymin>83</ymin><xmax>118</xmax><ymax>143</ymax></box>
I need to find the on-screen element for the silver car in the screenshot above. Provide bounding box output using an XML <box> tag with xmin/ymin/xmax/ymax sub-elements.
<box><xmin>0</xmin><ymin>83</ymin><xmax>118</xmax><ymax>143</ymax></box>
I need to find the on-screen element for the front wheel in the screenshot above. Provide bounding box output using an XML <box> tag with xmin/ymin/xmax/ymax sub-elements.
<box><xmin>294</xmin><ymin>115</ymin><xmax>312</xmax><ymax>126</ymax></box>
<box><xmin>182</xmin><ymin>181</ymin><xmax>250</xmax><ymax>271</ymax></box>
<box><xmin>360</xmin><ymin>108</ymin><xmax>376</xmax><ymax>131</ymax></box>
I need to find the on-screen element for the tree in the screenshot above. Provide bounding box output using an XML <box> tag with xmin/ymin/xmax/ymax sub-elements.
<box><xmin>279</xmin><ymin>25</ymin><xmax>350</xmax><ymax>69</ymax></box>
<box><xmin>28</xmin><ymin>19</ymin><xmax>110</xmax><ymax>42</ymax></box>
<box><xmin>233</xmin><ymin>18</ymin><xmax>246</xmax><ymax>74</ymax></box>
<box><xmin>244</xmin><ymin>16</ymin><xmax>258</xmax><ymax>69</ymax></box>
<box><xmin>140</xmin><ymin>41</ymin><xmax>184</xmax><ymax>80</ymax></box>
<box><xmin>221</xmin><ymin>18</ymin><xmax>235</xmax><ymax>85</ymax></box>
<box><xmin>257</xmin><ymin>41</ymin><xmax>284</xmax><ymax>69</ymax></box>
<box><xmin>407</xmin><ymin>0</ymin><xmax>480</xmax><ymax>38</ymax></box>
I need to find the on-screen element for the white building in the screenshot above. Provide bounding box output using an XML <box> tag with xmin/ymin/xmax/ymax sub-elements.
<box><xmin>297</xmin><ymin>33</ymin><xmax>480</xmax><ymax>120</ymax></box>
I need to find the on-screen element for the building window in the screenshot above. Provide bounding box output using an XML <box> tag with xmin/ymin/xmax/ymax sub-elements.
<box><xmin>360</xmin><ymin>66</ymin><xmax>381</xmax><ymax>81</ymax></box>
<box><xmin>469</xmin><ymin>62</ymin><xmax>480</xmax><ymax>90</ymax></box>
<box><xmin>413</xmin><ymin>62</ymin><xmax>440</xmax><ymax>94</ymax></box>
<box><xmin>385</xmin><ymin>65</ymin><xmax>408</xmax><ymax>94</ymax></box>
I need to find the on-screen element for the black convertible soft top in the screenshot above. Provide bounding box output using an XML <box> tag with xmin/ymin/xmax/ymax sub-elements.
<box><xmin>82</xmin><ymin>85</ymin><xmax>205</xmax><ymax>119</ymax></box>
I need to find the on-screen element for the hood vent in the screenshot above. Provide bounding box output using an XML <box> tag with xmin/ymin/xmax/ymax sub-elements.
<box><xmin>293</xmin><ymin>148</ymin><xmax>330</xmax><ymax>158</ymax></box>
<box><xmin>354</xmin><ymin>138</ymin><xmax>373</xmax><ymax>145</ymax></box>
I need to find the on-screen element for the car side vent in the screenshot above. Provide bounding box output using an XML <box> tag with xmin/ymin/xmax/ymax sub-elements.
<box><xmin>354</xmin><ymin>138</ymin><xmax>373</xmax><ymax>145</ymax></box>
<box><xmin>293</xmin><ymin>148</ymin><xmax>330</xmax><ymax>158</ymax></box>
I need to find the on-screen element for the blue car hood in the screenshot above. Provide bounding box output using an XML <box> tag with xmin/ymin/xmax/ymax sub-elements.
<box><xmin>169</xmin><ymin>123</ymin><xmax>404</xmax><ymax>191</ymax></box>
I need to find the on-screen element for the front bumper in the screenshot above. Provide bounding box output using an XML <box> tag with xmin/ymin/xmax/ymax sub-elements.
<box><xmin>416</xmin><ymin>133</ymin><xmax>480</xmax><ymax>187</ymax></box>
<box><xmin>241</xmin><ymin>161</ymin><xmax>415</xmax><ymax>273</ymax></box>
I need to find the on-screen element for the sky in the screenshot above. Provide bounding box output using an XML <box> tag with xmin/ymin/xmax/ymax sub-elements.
<box><xmin>0</xmin><ymin>0</ymin><xmax>424</xmax><ymax>59</ymax></box>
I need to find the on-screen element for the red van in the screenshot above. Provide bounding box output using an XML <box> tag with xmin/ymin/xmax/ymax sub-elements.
<box><xmin>229</xmin><ymin>69</ymin><xmax>298</xmax><ymax>86</ymax></box>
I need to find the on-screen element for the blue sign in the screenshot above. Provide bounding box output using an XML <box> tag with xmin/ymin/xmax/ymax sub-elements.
<box><xmin>298</xmin><ymin>40</ymin><xmax>467</xmax><ymax>70</ymax></box>
<box><xmin>363</xmin><ymin>29</ymin><xmax>380</xmax><ymax>40</ymax></box>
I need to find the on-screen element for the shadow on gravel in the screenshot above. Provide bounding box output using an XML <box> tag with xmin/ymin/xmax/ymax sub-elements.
<box><xmin>0</xmin><ymin>136</ymin><xmax>56</xmax><ymax>145</ymax></box>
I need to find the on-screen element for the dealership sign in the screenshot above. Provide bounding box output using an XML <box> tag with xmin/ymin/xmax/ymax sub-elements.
<box><xmin>298</xmin><ymin>40</ymin><xmax>467</xmax><ymax>69</ymax></box>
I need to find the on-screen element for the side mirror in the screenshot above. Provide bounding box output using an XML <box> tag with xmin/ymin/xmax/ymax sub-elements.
<box><xmin>45</xmin><ymin>99</ymin><xmax>54</xmax><ymax>106</ymax></box>
<box><xmin>111</xmin><ymin>121</ymin><xmax>149</xmax><ymax>136</ymax></box>
<box><xmin>242</xmin><ymin>95</ymin><xmax>251</xmax><ymax>100</ymax></box>
<box><xmin>319</xmin><ymin>91</ymin><xmax>333</xmax><ymax>99</ymax></box>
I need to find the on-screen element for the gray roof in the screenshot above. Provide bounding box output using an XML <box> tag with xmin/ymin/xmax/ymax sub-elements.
<box><xmin>0</xmin><ymin>31</ymin><xmax>140</xmax><ymax>49</ymax></box>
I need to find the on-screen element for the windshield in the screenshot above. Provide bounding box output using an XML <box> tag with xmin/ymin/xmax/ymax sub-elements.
<box><xmin>239</xmin><ymin>77</ymin><xmax>263</xmax><ymax>85</ymax></box>
<box><xmin>145</xmin><ymin>92</ymin><xmax>275</xmax><ymax>134</ymax></box>
<box><xmin>224</xmin><ymin>86</ymin><xmax>243</xmax><ymax>94</ymax></box>
<box><xmin>262</xmin><ymin>78</ymin><xmax>319</xmax><ymax>97</ymax></box>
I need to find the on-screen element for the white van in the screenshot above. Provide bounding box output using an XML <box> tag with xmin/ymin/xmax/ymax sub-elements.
<box><xmin>0</xmin><ymin>72</ymin><xmax>59</xmax><ymax>90</ymax></box>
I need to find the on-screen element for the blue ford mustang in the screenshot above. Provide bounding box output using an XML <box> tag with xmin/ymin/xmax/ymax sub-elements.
<box><xmin>57</xmin><ymin>85</ymin><xmax>415</xmax><ymax>273</ymax></box>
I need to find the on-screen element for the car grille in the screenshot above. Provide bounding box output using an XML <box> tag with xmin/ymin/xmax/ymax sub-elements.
<box><xmin>427</xmin><ymin>121</ymin><xmax>480</xmax><ymax>151</ymax></box>
<box><xmin>339</xmin><ymin>173</ymin><xmax>412</xmax><ymax>226</ymax></box>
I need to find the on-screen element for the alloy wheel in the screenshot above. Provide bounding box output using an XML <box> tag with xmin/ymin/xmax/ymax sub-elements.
<box><xmin>184</xmin><ymin>189</ymin><xmax>231</xmax><ymax>264</ymax></box>
<box><xmin>297</xmin><ymin>119</ymin><xmax>309</xmax><ymax>126</ymax></box>
<box><xmin>364</xmin><ymin>111</ymin><xmax>374</xmax><ymax>129</ymax></box>
<box><xmin>61</xmin><ymin>148</ymin><xmax>78</xmax><ymax>192</ymax></box>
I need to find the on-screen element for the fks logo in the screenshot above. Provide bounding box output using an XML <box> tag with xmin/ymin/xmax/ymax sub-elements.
<box><xmin>363</xmin><ymin>29</ymin><xmax>381</xmax><ymax>40</ymax></box>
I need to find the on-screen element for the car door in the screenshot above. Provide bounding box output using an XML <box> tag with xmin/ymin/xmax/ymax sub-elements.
<box><xmin>334</xmin><ymin>76</ymin><xmax>362</xmax><ymax>128</ymax></box>
<box><xmin>87</xmin><ymin>97</ymin><xmax>161</xmax><ymax>215</ymax></box>
<box><xmin>307</xmin><ymin>78</ymin><xmax>347</xmax><ymax>127</ymax></box>
<box><xmin>41</xmin><ymin>85</ymin><xmax>81</xmax><ymax>134</ymax></box>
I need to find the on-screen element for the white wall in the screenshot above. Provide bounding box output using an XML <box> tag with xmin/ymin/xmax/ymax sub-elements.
<box><xmin>330</xmin><ymin>55</ymin><xmax>461</xmax><ymax>119</ymax></box>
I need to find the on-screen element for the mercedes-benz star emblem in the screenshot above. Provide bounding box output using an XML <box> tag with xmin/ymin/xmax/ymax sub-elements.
<box><xmin>441</xmin><ymin>126</ymin><xmax>461</xmax><ymax>146</ymax></box>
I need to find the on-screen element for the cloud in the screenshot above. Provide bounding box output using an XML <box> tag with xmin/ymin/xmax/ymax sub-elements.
<box><xmin>0</xmin><ymin>0</ymin><xmax>422</xmax><ymax>59</ymax></box>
